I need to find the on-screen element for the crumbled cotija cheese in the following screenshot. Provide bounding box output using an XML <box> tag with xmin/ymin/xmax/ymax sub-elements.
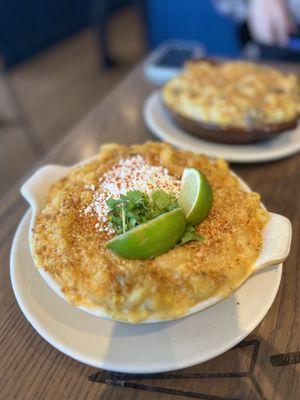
<box><xmin>84</xmin><ymin>155</ymin><xmax>180</xmax><ymax>233</ymax></box>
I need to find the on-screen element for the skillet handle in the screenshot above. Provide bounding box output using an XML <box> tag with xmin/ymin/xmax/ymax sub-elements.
<box><xmin>254</xmin><ymin>213</ymin><xmax>292</xmax><ymax>271</ymax></box>
<box><xmin>21</xmin><ymin>165</ymin><xmax>69</xmax><ymax>209</ymax></box>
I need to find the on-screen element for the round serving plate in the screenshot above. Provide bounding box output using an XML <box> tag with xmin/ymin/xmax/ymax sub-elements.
<box><xmin>144</xmin><ymin>91</ymin><xmax>300</xmax><ymax>163</ymax></box>
<box><xmin>11</xmin><ymin>210</ymin><xmax>283</xmax><ymax>373</ymax></box>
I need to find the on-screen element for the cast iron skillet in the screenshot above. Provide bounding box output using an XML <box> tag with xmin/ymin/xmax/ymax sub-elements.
<box><xmin>162</xmin><ymin>59</ymin><xmax>299</xmax><ymax>145</ymax></box>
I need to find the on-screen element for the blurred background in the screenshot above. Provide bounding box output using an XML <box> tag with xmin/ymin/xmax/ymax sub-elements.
<box><xmin>1</xmin><ymin>0</ymin><xmax>299</xmax><ymax>197</ymax></box>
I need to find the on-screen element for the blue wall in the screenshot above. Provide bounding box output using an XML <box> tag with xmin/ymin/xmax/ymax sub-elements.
<box><xmin>147</xmin><ymin>0</ymin><xmax>240</xmax><ymax>57</ymax></box>
<box><xmin>0</xmin><ymin>0</ymin><xmax>241</xmax><ymax>66</ymax></box>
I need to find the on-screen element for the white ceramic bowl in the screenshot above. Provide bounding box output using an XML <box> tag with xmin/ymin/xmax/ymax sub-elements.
<box><xmin>21</xmin><ymin>158</ymin><xmax>292</xmax><ymax>324</ymax></box>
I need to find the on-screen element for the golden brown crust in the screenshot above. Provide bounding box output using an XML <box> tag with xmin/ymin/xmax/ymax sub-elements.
<box><xmin>163</xmin><ymin>60</ymin><xmax>300</xmax><ymax>129</ymax></box>
<box><xmin>32</xmin><ymin>142</ymin><xmax>269</xmax><ymax>322</ymax></box>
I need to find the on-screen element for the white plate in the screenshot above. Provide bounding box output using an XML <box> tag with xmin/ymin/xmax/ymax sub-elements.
<box><xmin>11</xmin><ymin>210</ymin><xmax>283</xmax><ymax>373</ymax></box>
<box><xmin>144</xmin><ymin>91</ymin><xmax>300</xmax><ymax>163</ymax></box>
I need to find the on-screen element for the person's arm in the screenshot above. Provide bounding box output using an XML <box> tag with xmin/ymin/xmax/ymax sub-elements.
<box><xmin>213</xmin><ymin>0</ymin><xmax>297</xmax><ymax>46</ymax></box>
<box><xmin>248</xmin><ymin>0</ymin><xmax>296</xmax><ymax>45</ymax></box>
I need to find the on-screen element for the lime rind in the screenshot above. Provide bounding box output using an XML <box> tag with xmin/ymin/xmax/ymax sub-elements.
<box><xmin>179</xmin><ymin>168</ymin><xmax>213</xmax><ymax>226</ymax></box>
<box><xmin>107</xmin><ymin>208</ymin><xmax>186</xmax><ymax>259</ymax></box>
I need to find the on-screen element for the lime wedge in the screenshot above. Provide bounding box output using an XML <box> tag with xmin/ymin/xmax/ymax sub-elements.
<box><xmin>106</xmin><ymin>208</ymin><xmax>186</xmax><ymax>259</ymax></box>
<box><xmin>179</xmin><ymin>168</ymin><xmax>212</xmax><ymax>225</ymax></box>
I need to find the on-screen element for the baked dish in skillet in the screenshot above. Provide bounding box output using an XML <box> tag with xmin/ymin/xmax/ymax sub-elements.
<box><xmin>162</xmin><ymin>60</ymin><xmax>300</xmax><ymax>144</ymax></box>
<box><xmin>31</xmin><ymin>142</ymin><xmax>271</xmax><ymax>323</ymax></box>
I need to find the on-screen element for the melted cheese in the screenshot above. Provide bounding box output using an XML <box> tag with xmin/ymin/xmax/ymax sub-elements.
<box><xmin>163</xmin><ymin>61</ymin><xmax>300</xmax><ymax>128</ymax></box>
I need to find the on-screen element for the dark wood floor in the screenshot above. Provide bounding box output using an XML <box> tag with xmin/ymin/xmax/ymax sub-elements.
<box><xmin>0</xmin><ymin>7</ymin><xmax>145</xmax><ymax>198</ymax></box>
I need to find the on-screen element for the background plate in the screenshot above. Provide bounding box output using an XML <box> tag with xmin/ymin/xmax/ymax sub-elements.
<box><xmin>10</xmin><ymin>211</ymin><xmax>282</xmax><ymax>373</ymax></box>
<box><xmin>144</xmin><ymin>92</ymin><xmax>300</xmax><ymax>163</ymax></box>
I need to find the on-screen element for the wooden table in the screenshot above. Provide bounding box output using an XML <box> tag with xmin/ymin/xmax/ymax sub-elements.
<box><xmin>1</xmin><ymin>62</ymin><xmax>299</xmax><ymax>400</ymax></box>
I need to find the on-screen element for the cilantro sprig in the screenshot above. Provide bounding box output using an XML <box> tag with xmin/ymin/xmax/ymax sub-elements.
<box><xmin>176</xmin><ymin>224</ymin><xmax>204</xmax><ymax>246</ymax></box>
<box><xmin>106</xmin><ymin>189</ymin><xmax>204</xmax><ymax>247</ymax></box>
<box><xmin>106</xmin><ymin>190</ymin><xmax>178</xmax><ymax>234</ymax></box>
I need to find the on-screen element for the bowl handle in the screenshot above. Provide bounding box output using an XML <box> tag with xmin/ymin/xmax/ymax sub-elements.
<box><xmin>254</xmin><ymin>213</ymin><xmax>292</xmax><ymax>271</ymax></box>
<box><xmin>21</xmin><ymin>165</ymin><xmax>69</xmax><ymax>209</ymax></box>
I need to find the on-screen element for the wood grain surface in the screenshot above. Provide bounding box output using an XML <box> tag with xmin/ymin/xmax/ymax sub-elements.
<box><xmin>0</xmin><ymin>62</ymin><xmax>299</xmax><ymax>400</ymax></box>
